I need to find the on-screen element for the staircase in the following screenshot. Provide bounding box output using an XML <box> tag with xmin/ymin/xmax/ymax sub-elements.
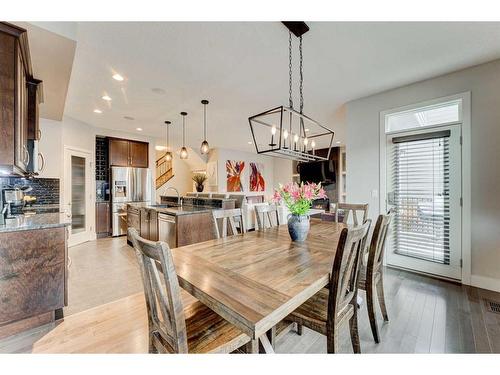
<box><xmin>155</xmin><ymin>154</ymin><xmax>174</xmax><ymax>189</ymax></box>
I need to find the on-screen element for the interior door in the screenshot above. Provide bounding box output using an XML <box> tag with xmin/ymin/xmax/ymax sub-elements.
<box><xmin>386</xmin><ymin>124</ymin><xmax>462</xmax><ymax>280</ymax></box>
<box><xmin>64</xmin><ymin>147</ymin><xmax>93</xmax><ymax>247</ymax></box>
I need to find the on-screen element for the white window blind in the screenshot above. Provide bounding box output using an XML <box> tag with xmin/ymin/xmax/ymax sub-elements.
<box><xmin>386</xmin><ymin>100</ymin><xmax>460</xmax><ymax>133</ymax></box>
<box><xmin>390</xmin><ymin>130</ymin><xmax>450</xmax><ymax>264</ymax></box>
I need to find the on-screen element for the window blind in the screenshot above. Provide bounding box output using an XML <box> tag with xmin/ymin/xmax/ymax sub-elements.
<box><xmin>390</xmin><ymin>131</ymin><xmax>450</xmax><ymax>264</ymax></box>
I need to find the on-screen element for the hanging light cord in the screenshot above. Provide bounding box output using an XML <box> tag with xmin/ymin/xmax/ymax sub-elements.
<box><xmin>203</xmin><ymin>103</ymin><xmax>207</xmax><ymax>140</ymax></box>
<box><xmin>166</xmin><ymin>123</ymin><xmax>169</xmax><ymax>150</ymax></box>
<box><xmin>288</xmin><ymin>31</ymin><xmax>293</xmax><ymax>110</ymax></box>
<box><xmin>183</xmin><ymin>116</ymin><xmax>186</xmax><ymax>146</ymax></box>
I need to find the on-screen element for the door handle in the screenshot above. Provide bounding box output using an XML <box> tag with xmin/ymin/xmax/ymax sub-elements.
<box><xmin>38</xmin><ymin>152</ymin><xmax>45</xmax><ymax>172</ymax></box>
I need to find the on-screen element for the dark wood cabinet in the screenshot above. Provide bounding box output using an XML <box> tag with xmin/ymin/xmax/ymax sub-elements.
<box><xmin>0</xmin><ymin>22</ymin><xmax>43</xmax><ymax>176</ymax></box>
<box><xmin>129</xmin><ymin>141</ymin><xmax>148</xmax><ymax>168</ymax></box>
<box><xmin>95</xmin><ymin>202</ymin><xmax>110</xmax><ymax>237</ymax></box>
<box><xmin>0</xmin><ymin>226</ymin><xmax>68</xmax><ymax>338</ymax></box>
<box><xmin>126</xmin><ymin>205</ymin><xmax>140</xmax><ymax>244</ymax></box>
<box><xmin>140</xmin><ymin>207</ymin><xmax>158</xmax><ymax>242</ymax></box>
<box><xmin>109</xmin><ymin>138</ymin><xmax>148</xmax><ymax>168</ymax></box>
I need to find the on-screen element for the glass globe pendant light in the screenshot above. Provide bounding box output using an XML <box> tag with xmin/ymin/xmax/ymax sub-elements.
<box><xmin>180</xmin><ymin>112</ymin><xmax>189</xmax><ymax>159</ymax></box>
<box><xmin>164</xmin><ymin>120</ymin><xmax>172</xmax><ymax>161</ymax></box>
<box><xmin>200</xmin><ymin>100</ymin><xmax>210</xmax><ymax>154</ymax></box>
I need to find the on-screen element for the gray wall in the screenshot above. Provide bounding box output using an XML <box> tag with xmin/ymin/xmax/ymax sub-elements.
<box><xmin>346</xmin><ymin>59</ymin><xmax>500</xmax><ymax>291</ymax></box>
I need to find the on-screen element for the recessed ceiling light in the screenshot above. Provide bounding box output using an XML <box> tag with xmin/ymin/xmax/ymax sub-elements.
<box><xmin>155</xmin><ymin>145</ymin><xmax>167</xmax><ymax>151</ymax></box>
<box><xmin>336</xmin><ymin>141</ymin><xmax>341</xmax><ymax>144</ymax></box>
<box><xmin>248</xmin><ymin>141</ymin><xmax>253</xmax><ymax>145</ymax></box>
<box><xmin>136</xmin><ymin>128</ymin><xmax>143</xmax><ymax>131</ymax></box>
<box><xmin>93</xmin><ymin>109</ymin><xmax>102</xmax><ymax>114</ymax></box>
<box><xmin>102</xmin><ymin>95</ymin><xmax>112</xmax><ymax>101</ymax></box>
<box><xmin>124</xmin><ymin>116</ymin><xmax>135</xmax><ymax>120</ymax></box>
<box><xmin>112</xmin><ymin>73</ymin><xmax>124</xmax><ymax>81</ymax></box>
<box><xmin>151</xmin><ymin>88</ymin><xmax>166</xmax><ymax>95</ymax></box>
<box><xmin>305</xmin><ymin>128</ymin><xmax>310</xmax><ymax>132</ymax></box>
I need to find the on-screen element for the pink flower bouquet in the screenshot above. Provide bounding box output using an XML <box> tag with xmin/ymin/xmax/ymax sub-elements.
<box><xmin>272</xmin><ymin>182</ymin><xmax>327</xmax><ymax>216</ymax></box>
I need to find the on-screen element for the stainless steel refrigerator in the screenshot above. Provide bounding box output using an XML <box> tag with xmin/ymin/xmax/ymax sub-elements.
<box><xmin>111</xmin><ymin>167</ymin><xmax>151</xmax><ymax>236</ymax></box>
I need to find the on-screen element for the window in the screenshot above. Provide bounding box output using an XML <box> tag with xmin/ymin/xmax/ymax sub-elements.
<box><xmin>385</xmin><ymin>100</ymin><xmax>460</xmax><ymax>133</ymax></box>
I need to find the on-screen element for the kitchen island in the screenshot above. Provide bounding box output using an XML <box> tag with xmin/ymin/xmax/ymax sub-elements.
<box><xmin>0</xmin><ymin>213</ymin><xmax>71</xmax><ymax>339</ymax></box>
<box><xmin>127</xmin><ymin>196</ymin><xmax>235</xmax><ymax>248</ymax></box>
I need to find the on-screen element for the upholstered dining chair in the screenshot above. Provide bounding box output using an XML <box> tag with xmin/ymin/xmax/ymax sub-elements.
<box><xmin>129</xmin><ymin>228</ymin><xmax>251</xmax><ymax>353</ymax></box>
<box><xmin>211</xmin><ymin>208</ymin><xmax>246</xmax><ymax>239</ymax></box>
<box><xmin>254</xmin><ymin>204</ymin><xmax>280</xmax><ymax>231</ymax></box>
<box><xmin>335</xmin><ymin>203</ymin><xmax>369</xmax><ymax>226</ymax></box>
<box><xmin>357</xmin><ymin>211</ymin><xmax>394</xmax><ymax>343</ymax></box>
<box><xmin>285</xmin><ymin>221</ymin><xmax>371</xmax><ymax>353</ymax></box>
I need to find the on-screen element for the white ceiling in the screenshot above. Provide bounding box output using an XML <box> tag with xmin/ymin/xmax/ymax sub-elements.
<box><xmin>57</xmin><ymin>22</ymin><xmax>500</xmax><ymax>152</ymax></box>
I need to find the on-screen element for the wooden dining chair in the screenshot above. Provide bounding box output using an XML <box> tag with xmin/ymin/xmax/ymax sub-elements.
<box><xmin>285</xmin><ymin>221</ymin><xmax>371</xmax><ymax>353</ymax></box>
<box><xmin>254</xmin><ymin>204</ymin><xmax>280</xmax><ymax>231</ymax></box>
<box><xmin>357</xmin><ymin>211</ymin><xmax>394</xmax><ymax>343</ymax></box>
<box><xmin>335</xmin><ymin>203</ymin><xmax>369</xmax><ymax>226</ymax></box>
<box><xmin>211</xmin><ymin>208</ymin><xmax>246</xmax><ymax>239</ymax></box>
<box><xmin>129</xmin><ymin>228</ymin><xmax>252</xmax><ymax>353</ymax></box>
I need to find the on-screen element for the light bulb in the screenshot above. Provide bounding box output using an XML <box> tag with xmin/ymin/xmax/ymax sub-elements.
<box><xmin>304</xmin><ymin>137</ymin><xmax>309</xmax><ymax>146</ymax></box>
<box><xmin>283</xmin><ymin>129</ymin><xmax>289</xmax><ymax>139</ymax></box>
<box><xmin>165</xmin><ymin>152</ymin><xmax>173</xmax><ymax>162</ymax></box>
<box><xmin>180</xmin><ymin>147</ymin><xmax>188</xmax><ymax>159</ymax></box>
<box><xmin>311</xmin><ymin>140</ymin><xmax>316</xmax><ymax>148</ymax></box>
<box><xmin>200</xmin><ymin>140</ymin><xmax>209</xmax><ymax>154</ymax></box>
<box><xmin>294</xmin><ymin>134</ymin><xmax>299</xmax><ymax>143</ymax></box>
<box><xmin>271</xmin><ymin>126</ymin><xmax>276</xmax><ymax>135</ymax></box>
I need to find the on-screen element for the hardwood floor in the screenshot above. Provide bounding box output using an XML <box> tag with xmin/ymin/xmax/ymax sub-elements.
<box><xmin>0</xmin><ymin>236</ymin><xmax>499</xmax><ymax>353</ymax></box>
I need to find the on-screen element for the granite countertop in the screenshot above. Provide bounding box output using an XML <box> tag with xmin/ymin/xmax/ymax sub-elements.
<box><xmin>140</xmin><ymin>204</ymin><xmax>216</xmax><ymax>217</ymax></box>
<box><xmin>0</xmin><ymin>212</ymin><xmax>71</xmax><ymax>233</ymax></box>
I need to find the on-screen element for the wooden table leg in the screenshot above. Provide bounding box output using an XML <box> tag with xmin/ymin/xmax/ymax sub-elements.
<box><xmin>259</xmin><ymin>334</ymin><xmax>275</xmax><ymax>354</ymax></box>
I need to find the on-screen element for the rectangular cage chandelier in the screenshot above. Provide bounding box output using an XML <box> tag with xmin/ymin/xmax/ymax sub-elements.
<box><xmin>248</xmin><ymin>22</ymin><xmax>335</xmax><ymax>162</ymax></box>
<box><xmin>248</xmin><ymin>105</ymin><xmax>335</xmax><ymax>162</ymax></box>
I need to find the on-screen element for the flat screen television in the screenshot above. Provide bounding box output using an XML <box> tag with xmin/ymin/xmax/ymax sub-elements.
<box><xmin>297</xmin><ymin>160</ymin><xmax>336</xmax><ymax>184</ymax></box>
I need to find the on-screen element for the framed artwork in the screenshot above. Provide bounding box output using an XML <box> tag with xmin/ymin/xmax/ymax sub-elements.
<box><xmin>249</xmin><ymin>162</ymin><xmax>265</xmax><ymax>192</ymax></box>
<box><xmin>206</xmin><ymin>161</ymin><xmax>218</xmax><ymax>186</ymax></box>
<box><xmin>226</xmin><ymin>160</ymin><xmax>245</xmax><ymax>192</ymax></box>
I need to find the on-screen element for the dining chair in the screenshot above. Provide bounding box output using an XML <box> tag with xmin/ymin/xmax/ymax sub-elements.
<box><xmin>285</xmin><ymin>221</ymin><xmax>371</xmax><ymax>353</ymax></box>
<box><xmin>357</xmin><ymin>211</ymin><xmax>394</xmax><ymax>343</ymax></box>
<box><xmin>335</xmin><ymin>203</ymin><xmax>369</xmax><ymax>226</ymax></box>
<box><xmin>254</xmin><ymin>204</ymin><xmax>280</xmax><ymax>231</ymax></box>
<box><xmin>129</xmin><ymin>228</ymin><xmax>252</xmax><ymax>353</ymax></box>
<box><xmin>211</xmin><ymin>208</ymin><xmax>246</xmax><ymax>239</ymax></box>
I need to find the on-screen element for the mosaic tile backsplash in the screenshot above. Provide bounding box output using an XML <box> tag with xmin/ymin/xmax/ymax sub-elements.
<box><xmin>0</xmin><ymin>177</ymin><xmax>60</xmax><ymax>205</ymax></box>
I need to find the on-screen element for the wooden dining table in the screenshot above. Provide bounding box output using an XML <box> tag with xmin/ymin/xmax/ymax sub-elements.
<box><xmin>171</xmin><ymin>219</ymin><xmax>346</xmax><ymax>353</ymax></box>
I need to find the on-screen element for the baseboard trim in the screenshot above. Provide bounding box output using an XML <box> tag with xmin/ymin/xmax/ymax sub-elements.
<box><xmin>470</xmin><ymin>275</ymin><xmax>500</xmax><ymax>293</ymax></box>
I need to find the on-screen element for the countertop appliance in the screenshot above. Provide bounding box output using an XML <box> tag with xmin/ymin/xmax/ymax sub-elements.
<box><xmin>111</xmin><ymin>167</ymin><xmax>151</xmax><ymax>236</ymax></box>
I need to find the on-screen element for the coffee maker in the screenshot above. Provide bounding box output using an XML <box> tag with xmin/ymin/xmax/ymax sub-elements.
<box><xmin>1</xmin><ymin>186</ymin><xmax>27</xmax><ymax>224</ymax></box>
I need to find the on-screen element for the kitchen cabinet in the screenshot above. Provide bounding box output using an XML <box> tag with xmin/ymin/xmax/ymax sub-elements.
<box><xmin>109</xmin><ymin>138</ymin><xmax>149</xmax><ymax>168</ymax></box>
<box><xmin>0</xmin><ymin>226</ymin><xmax>68</xmax><ymax>338</ymax></box>
<box><xmin>126</xmin><ymin>205</ymin><xmax>140</xmax><ymax>244</ymax></box>
<box><xmin>95</xmin><ymin>202</ymin><xmax>110</xmax><ymax>238</ymax></box>
<box><xmin>0</xmin><ymin>22</ymin><xmax>43</xmax><ymax>176</ymax></box>
<box><xmin>140</xmin><ymin>207</ymin><xmax>158</xmax><ymax>241</ymax></box>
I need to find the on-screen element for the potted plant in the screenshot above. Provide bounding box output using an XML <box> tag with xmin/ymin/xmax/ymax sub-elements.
<box><xmin>272</xmin><ymin>182</ymin><xmax>326</xmax><ymax>241</ymax></box>
<box><xmin>192</xmin><ymin>173</ymin><xmax>207</xmax><ymax>192</ymax></box>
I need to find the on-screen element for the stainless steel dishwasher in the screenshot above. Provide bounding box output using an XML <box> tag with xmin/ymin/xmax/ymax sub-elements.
<box><xmin>158</xmin><ymin>213</ymin><xmax>177</xmax><ymax>248</ymax></box>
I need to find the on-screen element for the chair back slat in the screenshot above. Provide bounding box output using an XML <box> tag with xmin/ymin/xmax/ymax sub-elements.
<box><xmin>255</xmin><ymin>204</ymin><xmax>280</xmax><ymax>231</ymax></box>
<box><xmin>368</xmin><ymin>211</ymin><xmax>394</xmax><ymax>274</ymax></box>
<box><xmin>212</xmin><ymin>208</ymin><xmax>246</xmax><ymax>238</ymax></box>
<box><xmin>327</xmin><ymin>221</ymin><xmax>370</xmax><ymax>328</ymax></box>
<box><xmin>335</xmin><ymin>203</ymin><xmax>369</xmax><ymax>226</ymax></box>
<box><xmin>129</xmin><ymin>228</ymin><xmax>189</xmax><ymax>353</ymax></box>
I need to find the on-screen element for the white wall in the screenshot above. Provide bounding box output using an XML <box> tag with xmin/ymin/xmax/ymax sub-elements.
<box><xmin>346</xmin><ymin>59</ymin><xmax>500</xmax><ymax>292</ymax></box>
<box><xmin>273</xmin><ymin>158</ymin><xmax>293</xmax><ymax>188</ymax></box>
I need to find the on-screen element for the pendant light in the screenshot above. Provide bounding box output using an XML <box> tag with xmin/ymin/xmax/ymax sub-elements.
<box><xmin>248</xmin><ymin>22</ymin><xmax>335</xmax><ymax>162</ymax></box>
<box><xmin>200</xmin><ymin>99</ymin><xmax>210</xmax><ymax>154</ymax></box>
<box><xmin>180</xmin><ymin>112</ymin><xmax>189</xmax><ymax>159</ymax></box>
<box><xmin>164</xmin><ymin>120</ymin><xmax>172</xmax><ymax>162</ymax></box>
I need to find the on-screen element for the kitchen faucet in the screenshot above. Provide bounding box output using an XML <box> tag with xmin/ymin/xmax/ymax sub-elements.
<box><xmin>161</xmin><ymin>186</ymin><xmax>181</xmax><ymax>206</ymax></box>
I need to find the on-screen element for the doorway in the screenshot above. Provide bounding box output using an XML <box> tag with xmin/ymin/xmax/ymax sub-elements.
<box><xmin>64</xmin><ymin>147</ymin><xmax>93</xmax><ymax>247</ymax></box>
<box><xmin>380</xmin><ymin>94</ymin><xmax>470</xmax><ymax>282</ymax></box>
